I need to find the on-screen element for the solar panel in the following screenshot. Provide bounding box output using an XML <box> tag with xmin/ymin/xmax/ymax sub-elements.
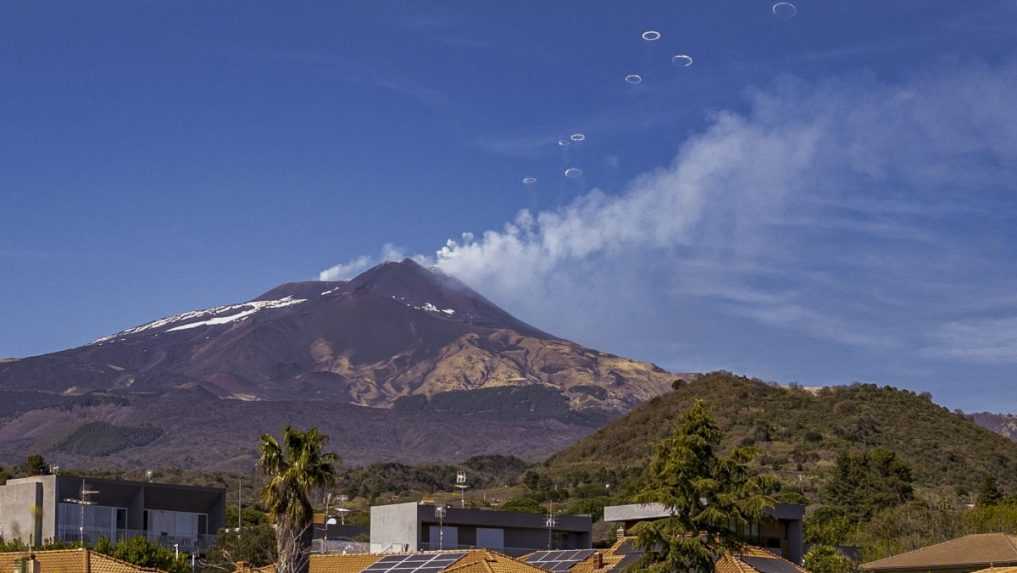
<box><xmin>522</xmin><ymin>549</ymin><xmax>597</xmax><ymax>573</ymax></box>
<box><xmin>739</xmin><ymin>556</ymin><xmax>801</xmax><ymax>573</ymax></box>
<box><xmin>363</xmin><ymin>552</ymin><xmax>469</xmax><ymax>573</ymax></box>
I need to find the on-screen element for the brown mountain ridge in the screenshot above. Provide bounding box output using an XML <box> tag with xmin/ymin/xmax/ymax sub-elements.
<box><xmin>0</xmin><ymin>260</ymin><xmax>676</xmax><ymax>470</ymax></box>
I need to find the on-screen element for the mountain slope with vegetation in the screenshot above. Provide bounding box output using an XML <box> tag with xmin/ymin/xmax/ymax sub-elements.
<box><xmin>972</xmin><ymin>412</ymin><xmax>1017</xmax><ymax>442</ymax></box>
<box><xmin>0</xmin><ymin>259</ymin><xmax>675</xmax><ymax>470</ymax></box>
<box><xmin>549</xmin><ymin>372</ymin><xmax>1017</xmax><ymax>496</ymax></box>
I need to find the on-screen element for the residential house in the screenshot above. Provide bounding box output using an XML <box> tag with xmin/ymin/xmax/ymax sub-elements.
<box><xmin>370</xmin><ymin>503</ymin><xmax>591</xmax><ymax>555</ymax></box>
<box><xmin>518</xmin><ymin>537</ymin><xmax>810</xmax><ymax>573</ymax></box>
<box><xmin>602</xmin><ymin>502</ymin><xmax>805</xmax><ymax>565</ymax></box>
<box><xmin>0</xmin><ymin>475</ymin><xmax>225</xmax><ymax>553</ymax></box>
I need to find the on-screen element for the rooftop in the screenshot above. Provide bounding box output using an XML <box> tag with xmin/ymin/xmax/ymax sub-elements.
<box><xmin>520</xmin><ymin>538</ymin><xmax>806</xmax><ymax>573</ymax></box>
<box><xmin>0</xmin><ymin>548</ymin><xmax>167</xmax><ymax>573</ymax></box>
<box><xmin>6</xmin><ymin>473</ymin><xmax>226</xmax><ymax>493</ymax></box>
<box><xmin>603</xmin><ymin>503</ymin><xmax>804</xmax><ymax>523</ymax></box>
<box><xmin>295</xmin><ymin>550</ymin><xmax>547</xmax><ymax>573</ymax></box>
<box><xmin>862</xmin><ymin>533</ymin><xmax>1017</xmax><ymax>572</ymax></box>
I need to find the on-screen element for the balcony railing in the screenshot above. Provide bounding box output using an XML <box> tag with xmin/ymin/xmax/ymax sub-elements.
<box><xmin>56</xmin><ymin>526</ymin><xmax>216</xmax><ymax>553</ymax></box>
<box><xmin>417</xmin><ymin>543</ymin><xmax>550</xmax><ymax>557</ymax></box>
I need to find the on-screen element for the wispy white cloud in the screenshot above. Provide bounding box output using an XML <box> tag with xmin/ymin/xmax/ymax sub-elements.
<box><xmin>252</xmin><ymin>48</ymin><xmax>449</xmax><ymax>106</ymax></box>
<box><xmin>926</xmin><ymin>317</ymin><xmax>1017</xmax><ymax>364</ymax></box>
<box><xmin>322</xmin><ymin>60</ymin><xmax>1017</xmax><ymax>362</ymax></box>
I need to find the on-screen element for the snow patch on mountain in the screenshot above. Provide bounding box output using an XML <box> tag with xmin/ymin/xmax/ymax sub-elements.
<box><xmin>95</xmin><ymin>297</ymin><xmax>307</xmax><ymax>342</ymax></box>
<box><xmin>417</xmin><ymin>302</ymin><xmax>456</xmax><ymax>315</ymax></box>
<box><xmin>387</xmin><ymin>295</ymin><xmax>455</xmax><ymax>316</ymax></box>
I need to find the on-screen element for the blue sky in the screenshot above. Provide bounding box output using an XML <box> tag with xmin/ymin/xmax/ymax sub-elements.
<box><xmin>2</xmin><ymin>2</ymin><xmax>1016</xmax><ymax>412</ymax></box>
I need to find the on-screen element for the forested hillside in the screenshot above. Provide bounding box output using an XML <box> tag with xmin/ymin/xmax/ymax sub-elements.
<box><xmin>549</xmin><ymin>372</ymin><xmax>1017</xmax><ymax>497</ymax></box>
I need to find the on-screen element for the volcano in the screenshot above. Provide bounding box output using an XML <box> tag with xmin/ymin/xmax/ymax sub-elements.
<box><xmin>0</xmin><ymin>260</ymin><xmax>678</xmax><ymax>469</ymax></box>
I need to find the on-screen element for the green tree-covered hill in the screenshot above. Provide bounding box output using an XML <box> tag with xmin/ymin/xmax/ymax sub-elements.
<box><xmin>548</xmin><ymin>372</ymin><xmax>1017</xmax><ymax>498</ymax></box>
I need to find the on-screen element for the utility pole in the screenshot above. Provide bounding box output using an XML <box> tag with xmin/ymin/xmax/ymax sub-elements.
<box><xmin>322</xmin><ymin>492</ymin><xmax>333</xmax><ymax>554</ymax></box>
<box><xmin>237</xmin><ymin>477</ymin><xmax>242</xmax><ymax>540</ymax></box>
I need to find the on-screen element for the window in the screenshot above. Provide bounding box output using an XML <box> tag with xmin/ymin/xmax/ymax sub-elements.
<box><xmin>476</xmin><ymin>528</ymin><xmax>504</xmax><ymax>550</ymax></box>
<box><xmin>427</xmin><ymin>526</ymin><xmax>459</xmax><ymax>549</ymax></box>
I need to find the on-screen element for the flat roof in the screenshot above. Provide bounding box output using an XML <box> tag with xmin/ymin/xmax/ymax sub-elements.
<box><xmin>54</xmin><ymin>474</ymin><xmax>226</xmax><ymax>493</ymax></box>
<box><xmin>6</xmin><ymin>474</ymin><xmax>226</xmax><ymax>494</ymax></box>
<box><xmin>371</xmin><ymin>502</ymin><xmax>591</xmax><ymax>533</ymax></box>
<box><xmin>603</xmin><ymin>502</ymin><xmax>803</xmax><ymax>523</ymax></box>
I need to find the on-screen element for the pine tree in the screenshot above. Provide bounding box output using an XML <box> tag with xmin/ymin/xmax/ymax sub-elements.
<box><xmin>634</xmin><ymin>400</ymin><xmax>776</xmax><ymax>573</ymax></box>
<box><xmin>978</xmin><ymin>475</ymin><xmax>1003</xmax><ymax>507</ymax></box>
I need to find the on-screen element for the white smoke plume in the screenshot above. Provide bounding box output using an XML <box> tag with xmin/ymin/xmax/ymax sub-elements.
<box><xmin>323</xmin><ymin>61</ymin><xmax>1017</xmax><ymax>372</ymax></box>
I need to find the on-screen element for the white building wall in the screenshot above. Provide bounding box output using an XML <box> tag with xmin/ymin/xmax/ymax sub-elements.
<box><xmin>370</xmin><ymin>502</ymin><xmax>419</xmax><ymax>553</ymax></box>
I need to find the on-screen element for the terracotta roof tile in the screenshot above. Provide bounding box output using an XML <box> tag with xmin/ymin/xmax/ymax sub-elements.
<box><xmin>862</xmin><ymin>534</ymin><xmax>1017</xmax><ymax>572</ymax></box>
<box><xmin>305</xmin><ymin>549</ymin><xmax>541</xmax><ymax>573</ymax></box>
<box><xmin>89</xmin><ymin>552</ymin><xmax>165</xmax><ymax>573</ymax></box>
<box><xmin>447</xmin><ymin>550</ymin><xmax>546</xmax><ymax>573</ymax></box>
<box><xmin>589</xmin><ymin>537</ymin><xmax>808</xmax><ymax>573</ymax></box>
<box><xmin>310</xmin><ymin>553</ymin><xmax>382</xmax><ymax>573</ymax></box>
<box><xmin>0</xmin><ymin>549</ymin><xmax>166</xmax><ymax>573</ymax></box>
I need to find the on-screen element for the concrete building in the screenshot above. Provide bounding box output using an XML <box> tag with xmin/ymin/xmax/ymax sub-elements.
<box><xmin>0</xmin><ymin>475</ymin><xmax>225</xmax><ymax>553</ymax></box>
<box><xmin>602</xmin><ymin>502</ymin><xmax>805</xmax><ymax>565</ymax></box>
<box><xmin>369</xmin><ymin>502</ymin><xmax>592</xmax><ymax>555</ymax></box>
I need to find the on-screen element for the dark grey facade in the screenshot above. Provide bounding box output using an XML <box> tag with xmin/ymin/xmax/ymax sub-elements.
<box><xmin>0</xmin><ymin>474</ymin><xmax>225</xmax><ymax>553</ymax></box>
<box><xmin>603</xmin><ymin>502</ymin><xmax>805</xmax><ymax>564</ymax></box>
<box><xmin>370</xmin><ymin>502</ymin><xmax>592</xmax><ymax>555</ymax></box>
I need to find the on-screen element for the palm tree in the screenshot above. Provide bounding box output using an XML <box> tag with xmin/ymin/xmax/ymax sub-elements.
<box><xmin>258</xmin><ymin>426</ymin><xmax>338</xmax><ymax>573</ymax></box>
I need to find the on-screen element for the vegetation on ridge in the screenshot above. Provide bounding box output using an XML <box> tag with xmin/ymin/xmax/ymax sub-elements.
<box><xmin>549</xmin><ymin>372</ymin><xmax>1017</xmax><ymax>496</ymax></box>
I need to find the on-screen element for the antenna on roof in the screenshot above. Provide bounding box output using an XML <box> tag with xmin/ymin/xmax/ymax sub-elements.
<box><xmin>545</xmin><ymin>500</ymin><xmax>558</xmax><ymax>550</ymax></box>
<box><xmin>454</xmin><ymin>470</ymin><xmax>469</xmax><ymax>508</ymax></box>
<box><xmin>336</xmin><ymin>494</ymin><xmax>350</xmax><ymax>526</ymax></box>
<box><xmin>63</xmin><ymin>479</ymin><xmax>99</xmax><ymax>547</ymax></box>
<box><xmin>434</xmin><ymin>505</ymin><xmax>447</xmax><ymax>550</ymax></box>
